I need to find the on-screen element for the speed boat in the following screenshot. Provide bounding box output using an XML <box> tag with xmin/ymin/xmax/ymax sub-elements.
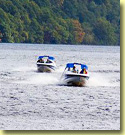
<box><xmin>36</xmin><ymin>56</ymin><xmax>56</xmax><ymax>72</ymax></box>
<box><xmin>61</xmin><ymin>63</ymin><xmax>89</xmax><ymax>86</ymax></box>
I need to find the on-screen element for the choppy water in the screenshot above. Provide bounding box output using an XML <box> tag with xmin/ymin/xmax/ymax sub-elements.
<box><xmin>0</xmin><ymin>43</ymin><xmax>120</xmax><ymax>130</ymax></box>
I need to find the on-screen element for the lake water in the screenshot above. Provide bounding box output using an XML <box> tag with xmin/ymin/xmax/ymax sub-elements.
<box><xmin>0</xmin><ymin>43</ymin><xmax>120</xmax><ymax>130</ymax></box>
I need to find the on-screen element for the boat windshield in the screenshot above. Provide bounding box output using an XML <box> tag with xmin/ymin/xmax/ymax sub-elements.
<box><xmin>65</xmin><ymin>63</ymin><xmax>88</xmax><ymax>74</ymax></box>
<box><xmin>37</xmin><ymin>56</ymin><xmax>55</xmax><ymax>63</ymax></box>
<box><xmin>38</xmin><ymin>56</ymin><xmax>55</xmax><ymax>61</ymax></box>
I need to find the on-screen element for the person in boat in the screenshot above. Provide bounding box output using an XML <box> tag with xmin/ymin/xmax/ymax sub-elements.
<box><xmin>37</xmin><ymin>58</ymin><xmax>44</xmax><ymax>63</ymax></box>
<box><xmin>46</xmin><ymin>58</ymin><xmax>52</xmax><ymax>63</ymax></box>
<box><xmin>72</xmin><ymin>66</ymin><xmax>77</xmax><ymax>73</ymax></box>
<box><xmin>80</xmin><ymin>67</ymin><xmax>87</xmax><ymax>74</ymax></box>
<box><xmin>68</xmin><ymin>67</ymin><xmax>70</xmax><ymax>71</ymax></box>
<box><xmin>77</xmin><ymin>69</ymin><xmax>79</xmax><ymax>73</ymax></box>
<box><xmin>80</xmin><ymin>68</ymin><xmax>84</xmax><ymax>74</ymax></box>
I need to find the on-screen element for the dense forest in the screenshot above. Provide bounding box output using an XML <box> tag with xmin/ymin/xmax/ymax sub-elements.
<box><xmin>0</xmin><ymin>0</ymin><xmax>120</xmax><ymax>45</ymax></box>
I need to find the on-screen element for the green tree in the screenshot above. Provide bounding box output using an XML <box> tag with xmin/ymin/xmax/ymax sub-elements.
<box><xmin>0</xmin><ymin>0</ymin><xmax>120</xmax><ymax>45</ymax></box>
<box><xmin>94</xmin><ymin>18</ymin><xmax>117</xmax><ymax>45</ymax></box>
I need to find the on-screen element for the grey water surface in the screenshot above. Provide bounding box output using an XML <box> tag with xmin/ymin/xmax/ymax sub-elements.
<box><xmin>0</xmin><ymin>43</ymin><xmax>120</xmax><ymax>130</ymax></box>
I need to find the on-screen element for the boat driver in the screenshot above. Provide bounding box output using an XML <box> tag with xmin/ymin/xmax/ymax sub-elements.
<box><xmin>37</xmin><ymin>58</ymin><xmax>44</xmax><ymax>63</ymax></box>
<box><xmin>72</xmin><ymin>66</ymin><xmax>77</xmax><ymax>73</ymax></box>
<box><xmin>68</xmin><ymin>67</ymin><xmax>70</xmax><ymax>71</ymax></box>
<box><xmin>80</xmin><ymin>67</ymin><xmax>87</xmax><ymax>74</ymax></box>
<box><xmin>46</xmin><ymin>58</ymin><xmax>52</xmax><ymax>63</ymax></box>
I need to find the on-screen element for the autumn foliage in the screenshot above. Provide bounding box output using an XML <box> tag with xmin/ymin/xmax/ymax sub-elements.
<box><xmin>0</xmin><ymin>0</ymin><xmax>120</xmax><ymax>45</ymax></box>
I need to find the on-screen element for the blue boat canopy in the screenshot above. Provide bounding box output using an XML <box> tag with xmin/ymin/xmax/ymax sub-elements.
<box><xmin>66</xmin><ymin>63</ymin><xmax>88</xmax><ymax>70</ymax></box>
<box><xmin>38</xmin><ymin>56</ymin><xmax>55</xmax><ymax>61</ymax></box>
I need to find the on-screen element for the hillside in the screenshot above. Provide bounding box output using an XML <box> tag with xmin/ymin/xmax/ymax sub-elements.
<box><xmin>0</xmin><ymin>0</ymin><xmax>120</xmax><ymax>45</ymax></box>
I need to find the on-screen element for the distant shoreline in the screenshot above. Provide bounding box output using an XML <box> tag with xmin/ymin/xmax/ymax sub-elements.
<box><xmin>0</xmin><ymin>43</ymin><xmax>120</xmax><ymax>47</ymax></box>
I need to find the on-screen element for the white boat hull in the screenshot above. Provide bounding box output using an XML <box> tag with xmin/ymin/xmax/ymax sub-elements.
<box><xmin>63</xmin><ymin>73</ymin><xmax>89</xmax><ymax>87</ymax></box>
<box><xmin>37</xmin><ymin>63</ymin><xmax>56</xmax><ymax>73</ymax></box>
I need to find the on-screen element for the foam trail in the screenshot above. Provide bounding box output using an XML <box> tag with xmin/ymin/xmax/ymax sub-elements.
<box><xmin>87</xmin><ymin>72</ymin><xmax>113</xmax><ymax>87</ymax></box>
<box><xmin>19</xmin><ymin>73</ymin><xmax>59</xmax><ymax>85</ymax></box>
<box><xmin>12</xmin><ymin>66</ymin><xmax>36</xmax><ymax>72</ymax></box>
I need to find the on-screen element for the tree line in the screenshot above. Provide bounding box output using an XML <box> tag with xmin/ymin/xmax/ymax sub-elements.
<box><xmin>0</xmin><ymin>0</ymin><xmax>120</xmax><ymax>45</ymax></box>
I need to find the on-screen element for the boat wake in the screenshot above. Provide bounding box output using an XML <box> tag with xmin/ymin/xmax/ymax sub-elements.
<box><xmin>17</xmin><ymin>73</ymin><xmax>59</xmax><ymax>85</ymax></box>
<box><xmin>87</xmin><ymin>72</ymin><xmax>119</xmax><ymax>87</ymax></box>
<box><xmin>11</xmin><ymin>66</ymin><xmax>59</xmax><ymax>85</ymax></box>
<box><xmin>12</xmin><ymin>66</ymin><xmax>36</xmax><ymax>72</ymax></box>
<box><xmin>11</xmin><ymin>66</ymin><xmax>119</xmax><ymax>87</ymax></box>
